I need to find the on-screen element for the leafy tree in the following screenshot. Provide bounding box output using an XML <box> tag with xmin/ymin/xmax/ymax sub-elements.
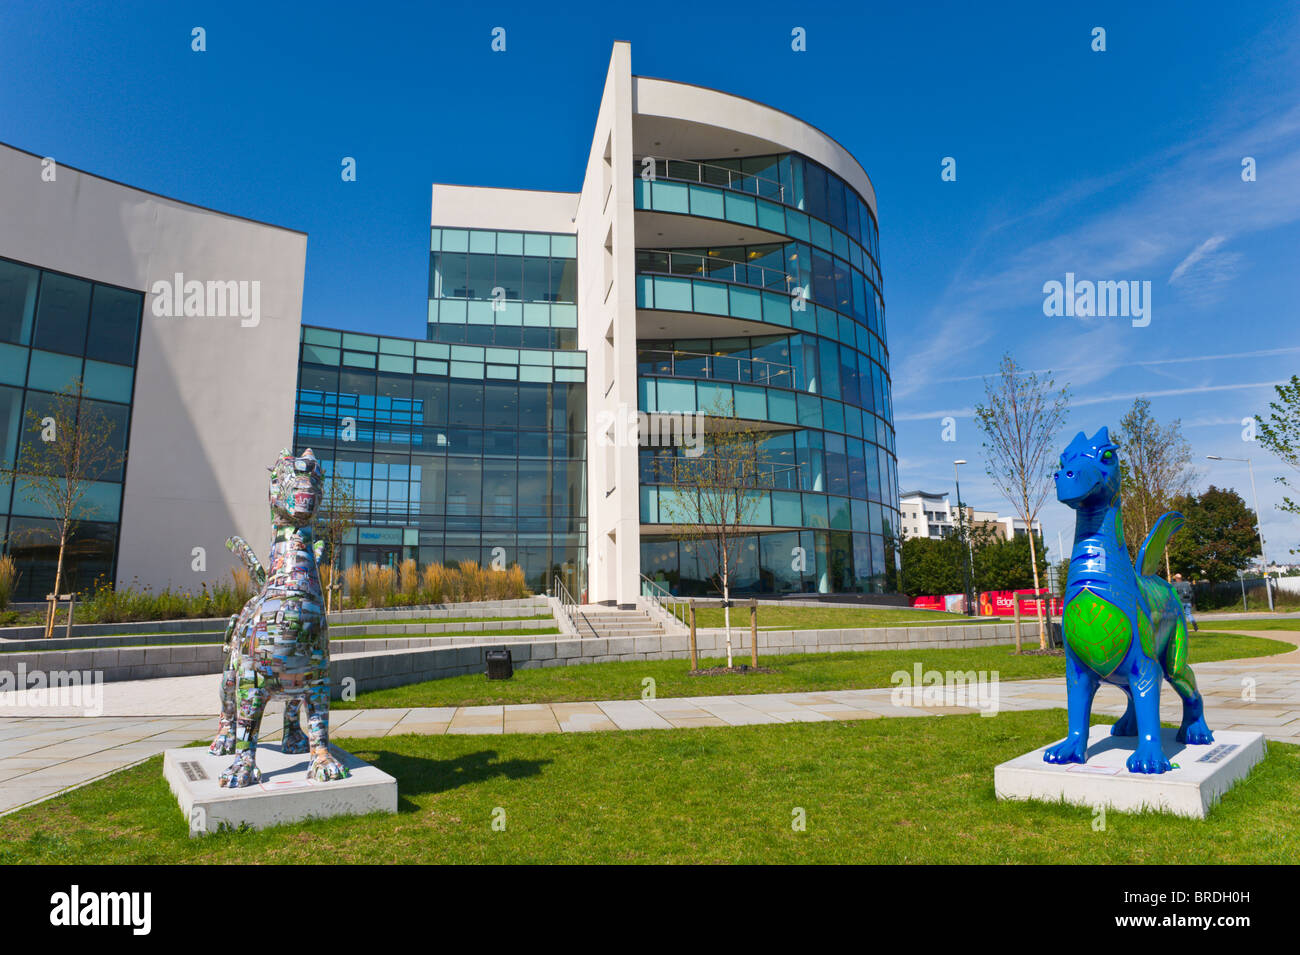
<box><xmin>1167</xmin><ymin>486</ymin><xmax>1260</xmax><ymax>583</ymax></box>
<box><xmin>1115</xmin><ymin>398</ymin><xmax>1196</xmax><ymax>575</ymax></box>
<box><xmin>5</xmin><ymin>378</ymin><xmax>124</xmax><ymax>636</ymax></box>
<box><xmin>314</xmin><ymin>471</ymin><xmax>358</xmax><ymax>614</ymax></box>
<box><xmin>657</xmin><ymin>397</ymin><xmax>765</xmax><ymax>668</ymax></box>
<box><xmin>1255</xmin><ymin>375</ymin><xmax>1300</xmax><ymax>549</ymax></box>
<box><xmin>974</xmin><ymin>353</ymin><xmax>1071</xmax><ymax>650</ymax></box>
<box><xmin>1053</xmin><ymin>557</ymin><xmax>1071</xmax><ymax>597</ymax></box>
<box><xmin>898</xmin><ymin>535</ymin><xmax>965</xmax><ymax>598</ymax></box>
<box><xmin>972</xmin><ymin>532</ymin><xmax>1049</xmax><ymax>593</ymax></box>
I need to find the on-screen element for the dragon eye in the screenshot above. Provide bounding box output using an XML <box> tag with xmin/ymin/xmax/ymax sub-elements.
<box><xmin>1102</xmin><ymin>450</ymin><xmax>1115</xmax><ymax>463</ymax></box>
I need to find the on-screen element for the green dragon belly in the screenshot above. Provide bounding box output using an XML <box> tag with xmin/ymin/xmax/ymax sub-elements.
<box><xmin>1064</xmin><ymin>588</ymin><xmax>1134</xmax><ymax>676</ymax></box>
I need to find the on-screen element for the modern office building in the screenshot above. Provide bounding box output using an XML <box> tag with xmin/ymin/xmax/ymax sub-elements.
<box><xmin>900</xmin><ymin>490</ymin><xmax>1041</xmax><ymax>542</ymax></box>
<box><xmin>1</xmin><ymin>41</ymin><xmax>899</xmax><ymax>606</ymax></box>
<box><xmin>0</xmin><ymin>144</ymin><xmax>306</xmax><ymax>601</ymax></box>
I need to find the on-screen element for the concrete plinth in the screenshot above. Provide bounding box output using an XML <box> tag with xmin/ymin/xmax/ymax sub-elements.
<box><xmin>994</xmin><ymin>727</ymin><xmax>1266</xmax><ymax>819</ymax></box>
<box><xmin>163</xmin><ymin>742</ymin><xmax>397</xmax><ymax>836</ymax></box>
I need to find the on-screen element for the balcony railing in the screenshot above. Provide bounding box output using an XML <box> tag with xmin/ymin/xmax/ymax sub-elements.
<box><xmin>635</xmin><ymin>157</ymin><xmax>786</xmax><ymax>203</ymax></box>
<box><xmin>637</xmin><ymin>347</ymin><xmax>797</xmax><ymax>390</ymax></box>
<box><xmin>646</xmin><ymin>458</ymin><xmax>802</xmax><ymax>491</ymax></box>
<box><xmin>635</xmin><ymin>249</ymin><xmax>795</xmax><ymax>294</ymax></box>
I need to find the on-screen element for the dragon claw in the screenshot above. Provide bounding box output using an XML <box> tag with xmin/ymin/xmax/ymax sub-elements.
<box><xmin>1125</xmin><ymin>742</ymin><xmax>1171</xmax><ymax>774</ymax></box>
<box><xmin>1044</xmin><ymin>734</ymin><xmax>1089</xmax><ymax>765</ymax></box>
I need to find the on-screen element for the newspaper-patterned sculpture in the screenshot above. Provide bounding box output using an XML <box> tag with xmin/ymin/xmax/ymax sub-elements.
<box><xmin>208</xmin><ymin>448</ymin><xmax>348</xmax><ymax>787</ymax></box>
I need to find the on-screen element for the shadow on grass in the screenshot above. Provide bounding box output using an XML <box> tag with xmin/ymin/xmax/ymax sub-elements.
<box><xmin>354</xmin><ymin>749</ymin><xmax>552</xmax><ymax>810</ymax></box>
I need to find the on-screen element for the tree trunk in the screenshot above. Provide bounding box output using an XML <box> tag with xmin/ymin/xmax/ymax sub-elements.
<box><xmin>1028</xmin><ymin>530</ymin><xmax>1046</xmax><ymax>650</ymax></box>
<box><xmin>47</xmin><ymin>527</ymin><xmax>68</xmax><ymax>639</ymax></box>
<box><xmin>721</xmin><ymin>547</ymin><xmax>733</xmax><ymax>668</ymax></box>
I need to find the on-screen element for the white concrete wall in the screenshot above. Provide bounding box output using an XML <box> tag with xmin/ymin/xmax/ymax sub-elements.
<box><xmin>0</xmin><ymin>143</ymin><xmax>306</xmax><ymax>592</ymax></box>
<box><xmin>430</xmin><ymin>185</ymin><xmax>578</xmax><ymax>232</ymax></box>
<box><xmin>632</xmin><ymin>76</ymin><xmax>877</xmax><ymax>214</ymax></box>
<box><xmin>577</xmin><ymin>41</ymin><xmax>641</xmax><ymax>607</ymax></box>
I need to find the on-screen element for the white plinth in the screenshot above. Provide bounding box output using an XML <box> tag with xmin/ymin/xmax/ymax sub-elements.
<box><xmin>994</xmin><ymin>727</ymin><xmax>1266</xmax><ymax>819</ymax></box>
<box><xmin>163</xmin><ymin>742</ymin><xmax>398</xmax><ymax>836</ymax></box>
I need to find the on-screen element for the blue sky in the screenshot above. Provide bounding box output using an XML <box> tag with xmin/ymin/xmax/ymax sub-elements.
<box><xmin>3</xmin><ymin>1</ymin><xmax>1298</xmax><ymax>561</ymax></box>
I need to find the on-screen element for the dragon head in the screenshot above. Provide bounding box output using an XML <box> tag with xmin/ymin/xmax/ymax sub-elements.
<box><xmin>269</xmin><ymin>448</ymin><xmax>323</xmax><ymax>526</ymax></box>
<box><xmin>1054</xmin><ymin>427</ymin><xmax>1120</xmax><ymax>509</ymax></box>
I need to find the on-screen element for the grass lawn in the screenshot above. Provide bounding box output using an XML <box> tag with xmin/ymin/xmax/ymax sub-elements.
<box><xmin>335</xmin><ymin>631</ymin><xmax>1289</xmax><ymax>709</ymax></box>
<box><xmin>334</xmin><ymin>626</ymin><xmax>559</xmax><ymax>641</ymax></box>
<box><xmin>1</xmin><ymin>708</ymin><xmax>1294</xmax><ymax>864</ymax></box>
<box><xmin>1206</xmin><ymin>618</ymin><xmax>1300</xmax><ymax>632</ymax></box>
<box><xmin>341</xmin><ymin>614</ymin><xmax>553</xmax><ymax>626</ymax></box>
<box><xmin>688</xmin><ymin>605</ymin><xmax>988</xmax><ymax>629</ymax></box>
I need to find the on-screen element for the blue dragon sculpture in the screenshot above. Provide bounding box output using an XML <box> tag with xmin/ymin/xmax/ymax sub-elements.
<box><xmin>208</xmin><ymin>448</ymin><xmax>348</xmax><ymax>787</ymax></box>
<box><xmin>1046</xmin><ymin>427</ymin><xmax>1214</xmax><ymax>774</ymax></box>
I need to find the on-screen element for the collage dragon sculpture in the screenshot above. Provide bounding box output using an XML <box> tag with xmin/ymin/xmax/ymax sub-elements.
<box><xmin>208</xmin><ymin>448</ymin><xmax>348</xmax><ymax>787</ymax></box>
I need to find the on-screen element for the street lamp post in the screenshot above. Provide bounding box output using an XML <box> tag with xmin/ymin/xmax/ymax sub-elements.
<box><xmin>1206</xmin><ymin>454</ymin><xmax>1273</xmax><ymax>612</ymax></box>
<box><xmin>953</xmin><ymin>460</ymin><xmax>975</xmax><ymax>616</ymax></box>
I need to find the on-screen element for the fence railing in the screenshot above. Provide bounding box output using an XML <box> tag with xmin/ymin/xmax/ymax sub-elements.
<box><xmin>635</xmin><ymin>157</ymin><xmax>786</xmax><ymax>203</ymax></box>
<box><xmin>646</xmin><ymin>458</ymin><xmax>802</xmax><ymax>491</ymax></box>
<box><xmin>636</xmin><ymin>347</ymin><xmax>797</xmax><ymax>390</ymax></box>
<box><xmin>552</xmin><ymin>575</ymin><xmax>598</xmax><ymax>638</ymax></box>
<box><xmin>640</xmin><ymin>573</ymin><xmax>689</xmax><ymax>629</ymax></box>
<box><xmin>635</xmin><ymin>249</ymin><xmax>796</xmax><ymax>294</ymax></box>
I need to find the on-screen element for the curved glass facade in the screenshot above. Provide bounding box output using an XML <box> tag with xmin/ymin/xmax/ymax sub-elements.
<box><xmin>635</xmin><ymin>153</ymin><xmax>899</xmax><ymax>595</ymax></box>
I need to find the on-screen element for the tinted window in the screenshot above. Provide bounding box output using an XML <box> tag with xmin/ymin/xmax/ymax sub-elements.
<box><xmin>33</xmin><ymin>273</ymin><xmax>92</xmax><ymax>355</ymax></box>
<box><xmin>86</xmin><ymin>285</ymin><xmax>142</xmax><ymax>365</ymax></box>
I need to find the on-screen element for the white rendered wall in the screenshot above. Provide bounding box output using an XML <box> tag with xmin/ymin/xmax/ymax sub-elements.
<box><xmin>577</xmin><ymin>41</ymin><xmax>642</xmax><ymax>607</ymax></box>
<box><xmin>430</xmin><ymin>184</ymin><xmax>578</xmax><ymax>233</ymax></box>
<box><xmin>0</xmin><ymin>143</ymin><xmax>306</xmax><ymax>593</ymax></box>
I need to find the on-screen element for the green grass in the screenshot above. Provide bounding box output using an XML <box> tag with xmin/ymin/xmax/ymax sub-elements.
<box><xmin>1</xmin><ymin>709</ymin><xmax>1294</xmax><ymax>864</ymax></box>
<box><xmin>335</xmin><ymin>631</ymin><xmax>1289</xmax><ymax>709</ymax></box>
<box><xmin>333</xmin><ymin>626</ymin><xmax>559</xmax><ymax>641</ymax></box>
<box><xmin>339</xmin><ymin>614</ymin><xmax>553</xmax><ymax>626</ymax></box>
<box><xmin>1206</xmin><ymin>618</ymin><xmax>1300</xmax><ymax>632</ymax></box>
<box><xmin>687</xmin><ymin>605</ymin><xmax>987</xmax><ymax>630</ymax></box>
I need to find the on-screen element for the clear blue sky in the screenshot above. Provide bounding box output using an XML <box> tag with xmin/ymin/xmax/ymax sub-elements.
<box><xmin>3</xmin><ymin>1</ymin><xmax>1298</xmax><ymax>561</ymax></box>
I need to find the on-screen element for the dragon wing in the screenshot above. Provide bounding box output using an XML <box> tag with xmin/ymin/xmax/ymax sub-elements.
<box><xmin>226</xmin><ymin>535</ymin><xmax>267</xmax><ymax>586</ymax></box>
<box><xmin>1136</xmin><ymin>511</ymin><xmax>1185</xmax><ymax>577</ymax></box>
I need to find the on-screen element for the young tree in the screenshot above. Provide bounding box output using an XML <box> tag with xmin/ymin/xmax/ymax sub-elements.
<box><xmin>314</xmin><ymin>470</ymin><xmax>358</xmax><ymax>614</ymax></box>
<box><xmin>1167</xmin><ymin>485</ymin><xmax>1260</xmax><ymax>583</ymax></box>
<box><xmin>657</xmin><ymin>398</ymin><xmax>765</xmax><ymax>668</ymax></box>
<box><xmin>1115</xmin><ymin>397</ymin><xmax>1195</xmax><ymax>574</ymax></box>
<box><xmin>1255</xmin><ymin>375</ymin><xmax>1300</xmax><ymax>544</ymax></box>
<box><xmin>974</xmin><ymin>354</ymin><xmax>1070</xmax><ymax>650</ymax></box>
<box><xmin>8</xmin><ymin>378</ymin><xmax>124</xmax><ymax>636</ymax></box>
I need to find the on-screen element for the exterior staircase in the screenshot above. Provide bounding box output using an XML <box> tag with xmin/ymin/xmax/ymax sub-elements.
<box><xmin>570</xmin><ymin>607</ymin><xmax>665</xmax><ymax>640</ymax></box>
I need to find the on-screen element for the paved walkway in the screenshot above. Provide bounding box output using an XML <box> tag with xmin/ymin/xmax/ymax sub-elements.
<box><xmin>2</xmin><ymin>632</ymin><xmax>1298</xmax><ymax>817</ymax></box>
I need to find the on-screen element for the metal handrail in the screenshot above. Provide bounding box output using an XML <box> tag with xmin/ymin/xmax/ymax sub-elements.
<box><xmin>635</xmin><ymin>249</ymin><xmax>795</xmax><ymax>294</ymax></box>
<box><xmin>552</xmin><ymin>575</ymin><xmax>598</xmax><ymax>638</ymax></box>
<box><xmin>640</xmin><ymin>573</ymin><xmax>688</xmax><ymax>628</ymax></box>
<box><xmin>635</xmin><ymin>156</ymin><xmax>786</xmax><ymax>203</ymax></box>
<box><xmin>636</xmin><ymin>347</ymin><xmax>797</xmax><ymax>390</ymax></box>
<box><xmin>648</xmin><ymin>458</ymin><xmax>803</xmax><ymax>491</ymax></box>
